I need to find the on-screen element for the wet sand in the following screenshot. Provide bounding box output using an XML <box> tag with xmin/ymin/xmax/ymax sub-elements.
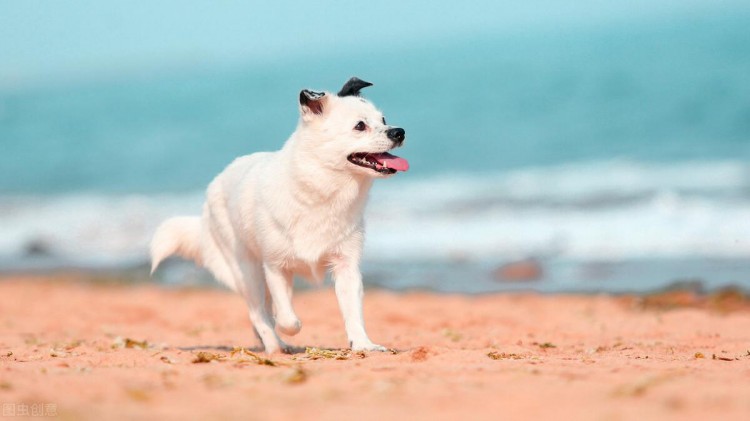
<box><xmin>1</xmin><ymin>276</ymin><xmax>749</xmax><ymax>420</ymax></box>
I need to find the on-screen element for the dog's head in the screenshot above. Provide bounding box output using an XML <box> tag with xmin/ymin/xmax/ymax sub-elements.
<box><xmin>295</xmin><ymin>77</ymin><xmax>408</xmax><ymax>177</ymax></box>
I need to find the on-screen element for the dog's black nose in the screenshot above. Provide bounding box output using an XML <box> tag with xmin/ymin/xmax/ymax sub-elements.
<box><xmin>387</xmin><ymin>127</ymin><xmax>405</xmax><ymax>144</ymax></box>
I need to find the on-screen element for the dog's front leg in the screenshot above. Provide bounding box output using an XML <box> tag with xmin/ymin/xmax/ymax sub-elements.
<box><xmin>264</xmin><ymin>264</ymin><xmax>301</xmax><ymax>336</ymax></box>
<box><xmin>331</xmin><ymin>256</ymin><xmax>386</xmax><ymax>352</ymax></box>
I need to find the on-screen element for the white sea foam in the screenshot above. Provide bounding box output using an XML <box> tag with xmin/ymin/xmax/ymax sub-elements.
<box><xmin>1</xmin><ymin>160</ymin><xmax>748</xmax><ymax>268</ymax></box>
<box><xmin>366</xmin><ymin>159</ymin><xmax>750</xmax><ymax>260</ymax></box>
<box><xmin>0</xmin><ymin>193</ymin><xmax>204</xmax><ymax>267</ymax></box>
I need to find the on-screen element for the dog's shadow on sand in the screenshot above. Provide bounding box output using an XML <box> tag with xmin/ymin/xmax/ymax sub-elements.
<box><xmin>174</xmin><ymin>344</ymin><xmax>403</xmax><ymax>355</ymax></box>
<box><xmin>175</xmin><ymin>344</ymin><xmax>310</xmax><ymax>355</ymax></box>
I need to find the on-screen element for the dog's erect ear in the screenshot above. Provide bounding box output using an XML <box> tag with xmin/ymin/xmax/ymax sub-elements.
<box><xmin>299</xmin><ymin>89</ymin><xmax>327</xmax><ymax>116</ymax></box>
<box><xmin>337</xmin><ymin>77</ymin><xmax>373</xmax><ymax>97</ymax></box>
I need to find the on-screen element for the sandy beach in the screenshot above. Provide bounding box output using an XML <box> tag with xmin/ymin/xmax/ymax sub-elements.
<box><xmin>1</xmin><ymin>275</ymin><xmax>749</xmax><ymax>420</ymax></box>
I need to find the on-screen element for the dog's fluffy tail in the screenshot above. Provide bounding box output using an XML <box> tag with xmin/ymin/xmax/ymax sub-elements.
<box><xmin>150</xmin><ymin>216</ymin><xmax>202</xmax><ymax>274</ymax></box>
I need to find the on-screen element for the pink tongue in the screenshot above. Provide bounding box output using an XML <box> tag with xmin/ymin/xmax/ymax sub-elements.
<box><xmin>369</xmin><ymin>152</ymin><xmax>409</xmax><ymax>171</ymax></box>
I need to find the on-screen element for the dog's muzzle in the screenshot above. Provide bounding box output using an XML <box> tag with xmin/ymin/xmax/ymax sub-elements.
<box><xmin>387</xmin><ymin>128</ymin><xmax>405</xmax><ymax>146</ymax></box>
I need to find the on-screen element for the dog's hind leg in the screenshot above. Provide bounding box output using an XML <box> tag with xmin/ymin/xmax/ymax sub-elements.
<box><xmin>202</xmin><ymin>227</ymin><xmax>286</xmax><ymax>353</ymax></box>
<box><xmin>204</xmin><ymin>251</ymin><xmax>286</xmax><ymax>353</ymax></box>
<box><xmin>263</xmin><ymin>264</ymin><xmax>301</xmax><ymax>336</ymax></box>
<box><xmin>232</xmin><ymin>258</ymin><xmax>289</xmax><ymax>354</ymax></box>
<box><xmin>201</xmin><ymin>186</ymin><xmax>287</xmax><ymax>353</ymax></box>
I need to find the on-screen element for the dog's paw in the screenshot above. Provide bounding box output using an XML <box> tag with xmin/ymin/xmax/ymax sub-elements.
<box><xmin>263</xmin><ymin>341</ymin><xmax>294</xmax><ymax>355</ymax></box>
<box><xmin>276</xmin><ymin>318</ymin><xmax>302</xmax><ymax>336</ymax></box>
<box><xmin>351</xmin><ymin>342</ymin><xmax>388</xmax><ymax>352</ymax></box>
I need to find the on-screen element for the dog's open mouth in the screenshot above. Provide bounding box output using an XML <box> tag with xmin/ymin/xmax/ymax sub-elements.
<box><xmin>347</xmin><ymin>152</ymin><xmax>410</xmax><ymax>174</ymax></box>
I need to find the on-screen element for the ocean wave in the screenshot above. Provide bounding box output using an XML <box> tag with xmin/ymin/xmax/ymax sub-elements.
<box><xmin>366</xmin><ymin>159</ymin><xmax>750</xmax><ymax>260</ymax></box>
<box><xmin>1</xmin><ymin>159</ymin><xmax>748</xmax><ymax>268</ymax></box>
<box><xmin>0</xmin><ymin>193</ymin><xmax>204</xmax><ymax>267</ymax></box>
<box><xmin>372</xmin><ymin>159</ymin><xmax>749</xmax><ymax>211</ymax></box>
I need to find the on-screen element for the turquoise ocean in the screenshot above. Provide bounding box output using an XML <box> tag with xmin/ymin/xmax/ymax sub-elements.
<box><xmin>1</xmin><ymin>3</ymin><xmax>749</xmax><ymax>292</ymax></box>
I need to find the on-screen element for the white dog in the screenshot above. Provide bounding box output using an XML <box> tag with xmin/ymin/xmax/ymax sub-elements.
<box><xmin>150</xmin><ymin>77</ymin><xmax>408</xmax><ymax>353</ymax></box>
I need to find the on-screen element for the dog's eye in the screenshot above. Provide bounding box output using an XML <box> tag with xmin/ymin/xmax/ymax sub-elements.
<box><xmin>354</xmin><ymin>121</ymin><xmax>367</xmax><ymax>131</ymax></box>
<box><xmin>382</xmin><ymin>117</ymin><xmax>386</xmax><ymax>125</ymax></box>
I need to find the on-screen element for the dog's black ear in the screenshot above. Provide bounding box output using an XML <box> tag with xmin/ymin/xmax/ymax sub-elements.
<box><xmin>299</xmin><ymin>89</ymin><xmax>327</xmax><ymax>115</ymax></box>
<box><xmin>337</xmin><ymin>77</ymin><xmax>373</xmax><ymax>97</ymax></box>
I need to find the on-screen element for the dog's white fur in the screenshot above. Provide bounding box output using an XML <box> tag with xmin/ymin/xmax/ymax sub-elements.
<box><xmin>151</xmin><ymin>79</ymin><xmax>404</xmax><ymax>353</ymax></box>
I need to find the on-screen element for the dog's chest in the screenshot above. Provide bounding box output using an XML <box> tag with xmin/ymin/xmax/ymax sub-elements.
<box><xmin>286</xmin><ymin>207</ymin><xmax>359</xmax><ymax>262</ymax></box>
<box><xmin>256</xmin><ymin>172</ymin><xmax>369</xmax><ymax>269</ymax></box>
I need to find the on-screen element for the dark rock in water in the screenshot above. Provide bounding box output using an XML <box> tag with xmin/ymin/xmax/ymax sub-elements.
<box><xmin>660</xmin><ymin>279</ymin><xmax>705</xmax><ymax>294</ymax></box>
<box><xmin>24</xmin><ymin>239</ymin><xmax>53</xmax><ymax>257</ymax></box>
<box><xmin>634</xmin><ymin>280</ymin><xmax>750</xmax><ymax>312</ymax></box>
<box><xmin>636</xmin><ymin>289</ymin><xmax>700</xmax><ymax>311</ymax></box>
<box><xmin>492</xmin><ymin>258</ymin><xmax>543</xmax><ymax>282</ymax></box>
<box><xmin>635</xmin><ymin>279</ymin><xmax>707</xmax><ymax>311</ymax></box>
<box><xmin>707</xmin><ymin>286</ymin><xmax>750</xmax><ymax>313</ymax></box>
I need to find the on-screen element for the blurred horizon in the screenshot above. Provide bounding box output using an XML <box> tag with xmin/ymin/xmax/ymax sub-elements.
<box><xmin>1</xmin><ymin>1</ymin><xmax>749</xmax><ymax>293</ymax></box>
<box><xmin>2</xmin><ymin>1</ymin><xmax>749</xmax><ymax>89</ymax></box>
